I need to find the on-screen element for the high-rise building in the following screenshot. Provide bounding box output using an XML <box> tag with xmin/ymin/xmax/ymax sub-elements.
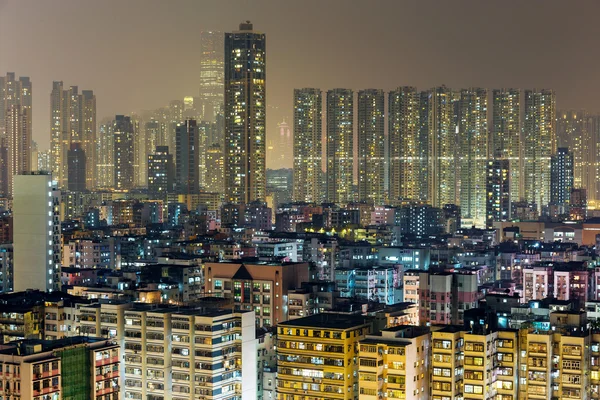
<box><xmin>175</xmin><ymin>120</ymin><xmax>199</xmax><ymax>194</ymax></box>
<box><xmin>113</xmin><ymin>115</ymin><xmax>135</xmax><ymax>190</ymax></box>
<box><xmin>205</xmin><ymin>143</ymin><xmax>224</xmax><ymax>194</ymax></box>
<box><xmin>276</xmin><ymin>119</ymin><xmax>292</xmax><ymax>167</ymax></box>
<box><xmin>293</xmin><ymin>88</ymin><xmax>322</xmax><ymax>203</ymax></box>
<box><xmin>388</xmin><ymin>87</ymin><xmax>429</xmax><ymax>203</ymax></box>
<box><xmin>357</xmin><ymin>89</ymin><xmax>385</xmax><ymax>204</ymax></box>
<box><xmin>428</xmin><ymin>86</ymin><xmax>458</xmax><ymax>208</ymax></box>
<box><xmin>131</xmin><ymin>114</ymin><xmax>145</xmax><ymax>188</ymax></box>
<box><xmin>13</xmin><ymin>173</ymin><xmax>61</xmax><ymax>292</ymax></box>
<box><xmin>557</xmin><ymin>111</ymin><xmax>593</xmax><ymax>195</ymax></box>
<box><xmin>486</xmin><ymin>159</ymin><xmax>510</xmax><ymax>228</ymax></box>
<box><xmin>458</xmin><ymin>88</ymin><xmax>488</xmax><ymax>228</ymax></box>
<box><xmin>491</xmin><ymin>89</ymin><xmax>521</xmax><ymax>204</ymax></box>
<box><xmin>5</xmin><ymin>104</ymin><xmax>31</xmax><ymax>197</ymax></box>
<box><xmin>148</xmin><ymin>146</ymin><xmax>173</xmax><ymax>194</ymax></box>
<box><xmin>570</xmin><ymin>188</ymin><xmax>587</xmax><ymax>221</ymax></box>
<box><xmin>550</xmin><ymin>147</ymin><xmax>574</xmax><ymax>207</ymax></box>
<box><xmin>524</xmin><ymin>89</ymin><xmax>556</xmax><ymax>212</ymax></box>
<box><xmin>199</xmin><ymin>31</ymin><xmax>224</xmax><ymax>123</ymax></box>
<box><xmin>0</xmin><ymin>74</ymin><xmax>32</xmax><ymax>197</ymax></box>
<box><xmin>0</xmin><ymin>73</ymin><xmax>31</xmax><ymax>136</ymax></box>
<box><xmin>37</xmin><ymin>149</ymin><xmax>51</xmax><ymax>172</ymax></box>
<box><xmin>584</xmin><ymin>115</ymin><xmax>600</xmax><ymax>203</ymax></box>
<box><xmin>397</xmin><ymin>203</ymin><xmax>443</xmax><ymax>238</ymax></box>
<box><xmin>96</xmin><ymin>121</ymin><xmax>114</xmax><ymax>189</ymax></box>
<box><xmin>49</xmin><ymin>83</ymin><xmax>96</xmax><ymax>188</ymax></box>
<box><xmin>67</xmin><ymin>142</ymin><xmax>86</xmax><ymax>192</ymax></box>
<box><xmin>224</xmin><ymin>21</ymin><xmax>266</xmax><ymax>204</ymax></box>
<box><xmin>326</xmin><ymin>88</ymin><xmax>354</xmax><ymax>204</ymax></box>
<box><xmin>81</xmin><ymin>90</ymin><xmax>96</xmax><ymax>188</ymax></box>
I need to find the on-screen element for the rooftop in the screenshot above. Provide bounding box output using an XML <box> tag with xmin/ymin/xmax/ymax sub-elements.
<box><xmin>278</xmin><ymin>313</ymin><xmax>371</xmax><ymax>330</ymax></box>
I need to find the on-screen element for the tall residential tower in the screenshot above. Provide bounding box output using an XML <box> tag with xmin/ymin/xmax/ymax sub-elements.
<box><xmin>326</xmin><ymin>88</ymin><xmax>354</xmax><ymax>204</ymax></box>
<box><xmin>388</xmin><ymin>87</ymin><xmax>429</xmax><ymax>203</ymax></box>
<box><xmin>224</xmin><ymin>21</ymin><xmax>266</xmax><ymax>204</ymax></box>
<box><xmin>523</xmin><ymin>89</ymin><xmax>556</xmax><ymax>212</ymax></box>
<box><xmin>357</xmin><ymin>89</ymin><xmax>385</xmax><ymax>204</ymax></box>
<box><xmin>491</xmin><ymin>89</ymin><xmax>521</xmax><ymax>207</ymax></box>
<box><xmin>458</xmin><ymin>88</ymin><xmax>488</xmax><ymax>228</ymax></box>
<box><xmin>113</xmin><ymin>115</ymin><xmax>135</xmax><ymax>190</ymax></box>
<box><xmin>199</xmin><ymin>31</ymin><xmax>225</xmax><ymax>124</ymax></box>
<box><xmin>293</xmin><ymin>88</ymin><xmax>323</xmax><ymax>203</ymax></box>
<box><xmin>428</xmin><ymin>86</ymin><xmax>458</xmax><ymax>208</ymax></box>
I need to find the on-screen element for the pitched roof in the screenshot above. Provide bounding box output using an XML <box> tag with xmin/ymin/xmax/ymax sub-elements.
<box><xmin>232</xmin><ymin>264</ymin><xmax>253</xmax><ymax>280</ymax></box>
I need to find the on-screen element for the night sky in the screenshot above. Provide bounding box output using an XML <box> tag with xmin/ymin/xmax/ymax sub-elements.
<box><xmin>1</xmin><ymin>0</ymin><xmax>599</xmax><ymax>169</ymax></box>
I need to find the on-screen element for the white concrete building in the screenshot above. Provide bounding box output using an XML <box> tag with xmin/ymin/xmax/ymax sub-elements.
<box><xmin>13</xmin><ymin>173</ymin><xmax>61</xmax><ymax>292</ymax></box>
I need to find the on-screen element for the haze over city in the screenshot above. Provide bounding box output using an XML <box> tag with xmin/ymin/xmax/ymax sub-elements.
<box><xmin>4</xmin><ymin>2</ymin><xmax>600</xmax><ymax>400</ymax></box>
<box><xmin>2</xmin><ymin>0</ymin><xmax>600</xmax><ymax>168</ymax></box>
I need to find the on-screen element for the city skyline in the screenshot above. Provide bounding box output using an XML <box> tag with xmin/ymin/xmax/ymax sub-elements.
<box><xmin>2</xmin><ymin>1</ymin><xmax>600</xmax><ymax>169</ymax></box>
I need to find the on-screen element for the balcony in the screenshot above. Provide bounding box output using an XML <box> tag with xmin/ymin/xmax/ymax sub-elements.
<box><xmin>96</xmin><ymin>370</ymin><xmax>119</xmax><ymax>381</ymax></box>
<box><xmin>95</xmin><ymin>355</ymin><xmax>119</xmax><ymax>367</ymax></box>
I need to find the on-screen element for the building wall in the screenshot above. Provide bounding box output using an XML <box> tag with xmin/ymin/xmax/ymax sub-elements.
<box><xmin>13</xmin><ymin>174</ymin><xmax>60</xmax><ymax>292</ymax></box>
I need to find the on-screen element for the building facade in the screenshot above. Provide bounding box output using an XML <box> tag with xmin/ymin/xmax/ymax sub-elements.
<box><xmin>224</xmin><ymin>21</ymin><xmax>266</xmax><ymax>204</ymax></box>
<box><xmin>293</xmin><ymin>88</ymin><xmax>322</xmax><ymax>203</ymax></box>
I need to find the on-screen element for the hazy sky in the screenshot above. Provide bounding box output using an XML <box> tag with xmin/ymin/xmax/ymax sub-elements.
<box><xmin>1</xmin><ymin>0</ymin><xmax>600</xmax><ymax>169</ymax></box>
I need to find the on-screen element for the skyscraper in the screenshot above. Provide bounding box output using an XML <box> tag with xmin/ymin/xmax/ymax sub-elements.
<box><xmin>175</xmin><ymin>120</ymin><xmax>199</xmax><ymax>194</ymax></box>
<box><xmin>199</xmin><ymin>31</ymin><xmax>224</xmax><ymax>123</ymax></box>
<box><xmin>0</xmin><ymin>73</ymin><xmax>32</xmax><ymax>136</ymax></box>
<box><xmin>224</xmin><ymin>21</ymin><xmax>266</xmax><ymax>204</ymax></box>
<box><xmin>113</xmin><ymin>115</ymin><xmax>135</xmax><ymax>190</ymax></box>
<box><xmin>0</xmin><ymin>73</ymin><xmax>32</xmax><ymax>197</ymax></box>
<box><xmin>486</xmin><ymin>159</ymin><xmax>510</xmax><ymax>228</ymax></box>
<box><xmin>293</xmin><ymin>88</ymin><xmax>322</xmax><ymax>203</ymax></box>
<box><xmin>96</xmin><ymin>120</ymin><xmax>114</xmax><ymax>188</ymax></box>
<box><xmin>524</xmin><ymin>89</ymin><xmax>556</xmax><ymax>212</ymax></box>
<box><xmin>205</xmin><ymin>143</ymin><xmax>224</xmax><ymax>194</ymax></box>
<box><xmin>550</xmin><ymin>147</ymin><xmax>574</xmax><ymax>206</ymax></box>
<box><xmin>67</xmin><ymin>142</ymin><xmax>86</xmax><ymax>192</ymax></box>
<box><xmin>5</xmin><ymin>104</ymin><xmax>31</xmax><ymax>197</ymax></box>
<box><xmin>556</xmin><ymin>110</ymin><xmax>594</xmax><ymax>199</ymax></box>
<box><xmin>13</xmin><ymin>173</ymin><xmax>61</xmax><ymax>292</ymax></box>
<box><xmin>428</xmin><ymin>86</ymin><xmax>458</xmax><ymax>208</ymax></box>
<box><xmin>491</xmin><ymin>89</ymin><xmax>521</xmax><ymax>204</ymax></box>
<box><xmin>458</xmin><ymin>88</ymin><xmax>488</xmax><ymax>228</ymax></box>
<box><xmin>326</xmin><ymin>88</ymin><xmax>354</xmax><ymax>204</ymax></box>
<box><xmin>81</xmin><ymin>90</ymin><xmax>96</xmax><ymax>189</ymax></box>
<box><xmin>50</xmin><ymin>83</ymin><xmax>96</xmax><ymax>189</ymax></box>
<box><xmin>148</xmin><ymin>146</ymin><xmax>173</xmax><ymax>194</ymax></box>
<box><xmin>388</xmin><ymin>87</ymin><xmax>428</xmax><ymax>203</ymax></box>
<box><xmin>357</xmin><ymin>89</ymin><xmax>385</xmax><ymax>205</ymax></box>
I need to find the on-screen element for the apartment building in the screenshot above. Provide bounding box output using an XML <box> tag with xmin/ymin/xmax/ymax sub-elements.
<box><xmin>76</xmin><ymin>300</ymin><xmax>257</xmax><ymax>400</ymax></box>
<box><xmin>204</xmin><ymin>261</ymin><xmax>309</xmax><ymax>327</ymax></box>
<box><xmin>0</xmin><ymin>336</ymin><xmax>119</xmax><ymax>400</ymax></box>
<box><xmin>121</xmin><ymin>306</ymin><xmax>256</xmax><ymax>400</ymax></box>
<box><xmin>403</xmin><ymin>269</ymin><xmax>481</xmax><ymax>326</ymax></box>
<box><xmin>358</xmin><ymin>325</ymin><xmax>431</xmax><ymax>400</ymax></box>
<box><xmin>276</xmin><ymin>313</ymin><xmax>373</xmax><ymax>400</ymax></box>
<box><xmin>523</xmin><ymin>262</ymin><xmax>592</xmax><ymax>304</ymax></box>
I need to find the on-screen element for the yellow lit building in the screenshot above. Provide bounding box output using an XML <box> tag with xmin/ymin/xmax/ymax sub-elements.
<box><xmin>430</xmin><ymin>326</ymin><xmax>519</xmax><ymax>400</ymax></box>
<box><xmin>276</xmin><ymin>313</ymin><xmax>372</xmax><ymax>400</ymax></box>
<box><xmin>358</xmin><ymin>325</ymin><xmax>430</xmax><ymax>400</ymax></box>
<box><xmin>357</xmin><ymin>89</ymin><xmax>385</xmax><ymax>205</ymax></box>
<box><xmin>388</xmin><ymin>86</ymin><xmax>428</xmax><ymax>203</ymax></box>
